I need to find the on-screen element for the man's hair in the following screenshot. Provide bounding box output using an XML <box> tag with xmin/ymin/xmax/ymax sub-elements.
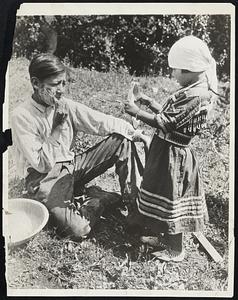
<box><xmin>29</xmin><ymin>53</ymin><xmax>65</xmax><ymax>81</ymax></box>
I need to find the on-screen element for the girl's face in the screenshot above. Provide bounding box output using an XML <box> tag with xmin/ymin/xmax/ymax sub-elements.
<box><xmin>171</xmin><ymin>69</ymin><xmax>185</xmax><ymax>86</ymax></box>
<box><xmin>171</xmin><ymin>68</ymin><xmax>193</xmax><ymax>87</ymax></box>
<box><xmin>33</xmin><ymin>72</ymin><xmax>66</xmax><ymax>106</ymax></box>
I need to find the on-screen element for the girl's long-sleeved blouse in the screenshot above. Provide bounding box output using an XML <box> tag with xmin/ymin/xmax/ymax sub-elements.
<box><xmin>154</xmin><ymin>81</ymin><xmax>213</xmax><ymax>147</ymax></box>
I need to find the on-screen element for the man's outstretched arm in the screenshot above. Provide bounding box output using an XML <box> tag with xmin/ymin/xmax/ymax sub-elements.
<box><xmin>69</xmin><ymin>98</ymin><xmax>146</xmax><ymax>141</ymax></box>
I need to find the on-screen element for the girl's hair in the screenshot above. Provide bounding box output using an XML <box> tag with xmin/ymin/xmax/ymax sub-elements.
<box><xmin>29</xmin><ymin>53</ymin><xmax>65</xmax><ymax>81</ymax></box>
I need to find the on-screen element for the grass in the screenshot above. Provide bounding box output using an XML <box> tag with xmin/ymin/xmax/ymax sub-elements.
<box><xmin>6</xmin><ymin>57</ymin><xmax>231</xmax><ymax>292</ymax></box>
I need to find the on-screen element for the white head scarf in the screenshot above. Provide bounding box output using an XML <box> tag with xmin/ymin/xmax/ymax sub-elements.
<box><xmin>168</xmin><ymin>35</ymin><xmax>218</xmax><ymax>93</ymax></box>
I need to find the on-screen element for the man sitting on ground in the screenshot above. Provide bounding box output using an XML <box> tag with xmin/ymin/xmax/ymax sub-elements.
<box><xmin>11</xmin><ymin>53</ymin><xmax>148</xmax><ymax>239</ymax></box>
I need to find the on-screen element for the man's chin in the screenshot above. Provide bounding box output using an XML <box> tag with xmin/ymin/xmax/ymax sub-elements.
<box><xmin>55</xmin><ymin>96</ymin><xmax>63</xmax><ymax>103</ymax></box>
<box><xmin>50</xmin><ymin>96</ymin><xmax>61</xmax><ymax>106</ymax></box>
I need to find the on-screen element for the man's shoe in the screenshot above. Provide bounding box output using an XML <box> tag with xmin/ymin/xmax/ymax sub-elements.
<box><xmin>86</xmin><ymin>186</ymin><xmax>122</xmax><ymax>209</ymax></box>
<box><xmin>140</xmin><ymin>235</ymin><xmax>168</xmax><ymax>249</ymax></box>
<box><xmin>151</xmin><ymin>249</ymin><xmax>185</xmax><ymax>262</ymax></box>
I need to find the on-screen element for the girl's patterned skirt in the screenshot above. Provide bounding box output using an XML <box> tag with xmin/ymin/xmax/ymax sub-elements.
<box><xmin>137</xmin><ymin>135</ymin><xmax>209</xmax><ymax>234</ymax></box>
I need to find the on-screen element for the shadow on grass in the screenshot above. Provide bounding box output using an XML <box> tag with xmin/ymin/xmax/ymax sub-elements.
<box><xmin>88</xmin><ymin>209</ymin><xmax>150</xmax><ymax>262</ymax></box>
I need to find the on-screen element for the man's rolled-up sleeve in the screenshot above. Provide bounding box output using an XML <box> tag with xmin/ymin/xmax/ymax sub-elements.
<box><xmin>70</xmin><ymin>100</ymin><xmax>136</xmax><ymax>140</ymax></box>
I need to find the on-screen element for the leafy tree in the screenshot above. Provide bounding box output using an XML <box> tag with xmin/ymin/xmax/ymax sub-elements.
<box><xmin>12</xmin><ymin>15</ymin><xmax>230</xmax><ymax>78</ymax></box>
<box><xmin>207</xmin><ymin>15</ymin><xmax>231</xmax><ymax>80</ymax></box>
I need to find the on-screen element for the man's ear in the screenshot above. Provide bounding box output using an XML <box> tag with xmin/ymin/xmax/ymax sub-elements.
<box><xmin>30</xmin><ymin>77</ymin><xmax>41</xmax><ymax>90</ymax></box>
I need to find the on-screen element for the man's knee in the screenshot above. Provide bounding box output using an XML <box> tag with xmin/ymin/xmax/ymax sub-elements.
<box><xmin>50</xmin><ymin>206</ymin><xmax>92</xmax><ymax>239</ymax></box>
<box><xmin>109</xmin><ymin>132</ymin><xmax>130</xmax><ymax>143</ymax></box>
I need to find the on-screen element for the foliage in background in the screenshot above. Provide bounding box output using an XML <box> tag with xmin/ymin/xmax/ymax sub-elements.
<box><xmin>12</xmin><ymin>15</ymin><xmax>230</xmax><ymax>78</ymax></box>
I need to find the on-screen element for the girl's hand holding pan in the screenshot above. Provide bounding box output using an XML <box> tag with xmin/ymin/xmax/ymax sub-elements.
<box><xmin>127</xmin><ymin>81</ymin><xmax>154</xmax><ymax>107</ymax></box>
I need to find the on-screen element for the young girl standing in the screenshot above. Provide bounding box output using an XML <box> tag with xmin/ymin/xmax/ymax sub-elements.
<box><xmin>125</xmin><ymin>35</ymin><xmax>218</xmax><ymax>262</ymax></box>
